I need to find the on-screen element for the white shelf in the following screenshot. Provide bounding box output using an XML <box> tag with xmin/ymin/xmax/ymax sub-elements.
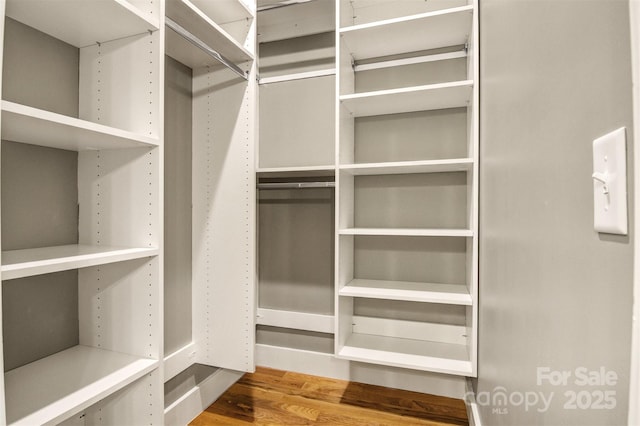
<box><xmin>339</xmin><ymin>228</ymin><xmax>473</xmax><ymax>237</ymax></box>
<box><xmin>340</xmin><ymin>279</ymin><xmax>472</xmax><ymax>305</ymax></box>
<box><xmin>2</xmin><ymin>245</ymin><xmax>159</xmax><ymax>280</ymax></box>
<box><xmin>258</xmin><ymin>165</ymin><xmax>336</xmax><ymax>178</ymax></box>
<box><xmin>189</xmin><ymin>0</ymin><xmax>254</xmax><ymax>24</ymax></box>
<box><xmin>340</xmin><ymin>80</ymin><xmax>473</xmax><ymax>117</ymax></box>
<box><xmin>166</xmin><ymin>0</ymin><xmax>254</xmax><ymax>70</ymax></box>
<box><xmin>1</xmin><ymin>101</ymin><xmax>160</xmax><ymax>151</ymax></box>
<box><xmin>259</xmin><ymin>68</ymin><xmax>336</xmax><ymax>85</ymax></box>
<box><xmin>340</xmin><ymin>158</ymin><xmax>473</xmax><ymax>175</ymax></box>
<box><xmin>340</xmin><ymin>5</ymin><xmax>473</xmax><ymax>60</ymax></box>
<box><xmin>338</xmin><ymin>333</ymin><xmax>472</xmax><ymax>376</ymax></box>
<box><xmin>6</xmin><ymin>0</ymin><xmax>159</xmax><ymax>48</ymax></box>
<box><xmin>5</xmin><ymin>345</ymin><xmax>158</xmax><ymax>425</ymax></box>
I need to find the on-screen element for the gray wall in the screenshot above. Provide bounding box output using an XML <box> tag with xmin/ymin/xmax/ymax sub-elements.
<box><xmin>478</xmin><ymin>1</ymin><xmax>634</xmax><ymax>425</ymax></box>
<box><xmin>2</xmin><ymin>19</ymin><xmax>80</xmax><ymax>371</ymax></box>
<box><xmin>164</xmin><ymin>55</ymin><xmax>193</xmax><ymax>355</ymax></box>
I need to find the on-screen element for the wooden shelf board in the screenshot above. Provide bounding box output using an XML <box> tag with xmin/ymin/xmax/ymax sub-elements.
<box><xmin>6</xmin><ymin>0</ymin><xmax>159</xmax><ymax>48</ymax></box>
<box><xmin>340</xmin><ymin>5</ymin><xmax>473</xmax><ymax>60</ymax></box>
<box><xmin>340</xmin><ymin>279</ymin><xmax>472</xmax><ymax>305</ymax></box>
<box><xmin>340</xmin><ymin>80</ymin><xmax>473</xmax><ymax>117</ymax></box>
<box><xmin>166</xmin><ymin>0</ymin><xmax>254</xmax><ymax>68</ymax></box>
<box><xmin>1</xmin><ymin>101</ymin><xmax>159</xmax><ymax>151</ymax></box>
<box><xmin>338</xmin><ymin>333</ymin><xmax>472</xmax><ymax>376</ymax></box>
<box><xmin>5</xmin><ymin>345</ymin><xmax>158</xmax><ymax>425</ymax></box>
<box><xmin>339</xmin><ymin>158</ymin><xmax>473</xmax><ymax>175</ymax></box>
<box><xmin>2</xmin><ymin>244</ymin><xmax>159</xmax><ymax>280</ymax></box>
<box><xmin>339</xmin><ymin>228</ymin><xmax>473</xmax><ymax>237</ymax></box>
<box><xmin>189</xmin><ymin>0</ymin><xmax>254</xmax><ymax>24</ymax></box>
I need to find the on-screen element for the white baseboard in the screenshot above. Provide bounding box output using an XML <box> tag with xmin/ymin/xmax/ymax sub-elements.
<box><xmin>465</xmin><ymin>379</ymin><xmax>482</xmax><ymax>426</ymax></box>
<box><xmin>164</xmin><ymin>368</ymin><xmax>243</xmax><ymax>426</ymax></box>
<box><xmin>256</xmin><ymin>343</ymin><xmax>466</xmax><ymax>399</ymax></box>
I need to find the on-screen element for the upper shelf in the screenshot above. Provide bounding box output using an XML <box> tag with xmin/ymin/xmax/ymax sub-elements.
<box><xmin>340</xmin><ymin>158</ymin><xmax>473</xmax><ymax>175</ymax></box>
<box><xmin>2</xmin><ymin>244</ymin><xmax>159</xmax><ymax>280</ymax></box>
<box><xmin>5</xmin><ymin>345</ymin><xmax>157</xmax><ymax>425</ymax></box>
<box><xmin>1</xmin><ymin>101</ymin><xmax>160</xmax><ymax>151</ymax></box>
<box><xmin>340</xmin><ymin>5</ymin><xmax>473</xmax><ymax>60</ymax></box>
<box><xmin>6</xmin><ymin>0</ymin><xmax>159</xmax><ymax>48</ymax></box>
<box><xmin>258</xmin><ymin>0</ymin><xmax>335</xmax><ymax>43</ymax></box>
<box><xmin>340</xmin><ymin>80</ymin><xmax>473</xmax><ymax>117</ymax></box>
<box><xmin>166</xmin><ymin>0</ymin><xmax>254</xmax><ymax>69</ymax></box>
<box><xmin>188</xmin><ymin>0</ymin><xmax>254</xmax><ymax>24</ymax></box>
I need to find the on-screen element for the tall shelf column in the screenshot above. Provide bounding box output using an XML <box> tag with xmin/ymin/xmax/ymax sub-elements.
<box><xmin>335</xmin><ymin>0</ymin><xmax>479</xmax><ymax>377</ymax></box>
<box><xmin>0</xmin><ymin>0</ymin><xmax>165</xmax><ymax>424</ymax></box>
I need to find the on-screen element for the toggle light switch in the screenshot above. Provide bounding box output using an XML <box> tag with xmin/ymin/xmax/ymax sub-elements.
<box><xmin>592</xmin><ymin>127</ymin><xmax>627</xmax><ymax>235</ymax></box>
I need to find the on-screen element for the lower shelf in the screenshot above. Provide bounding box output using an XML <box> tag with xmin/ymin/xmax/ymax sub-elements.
<box><xmin>5</xmin><ymin>345</ymin><xmax>158</xmax><ymax>425</ymax></box>
<box><xmin>338</xmin><ymin>333</ymin><xmax>472</xmax><ymax>376</ymax></box>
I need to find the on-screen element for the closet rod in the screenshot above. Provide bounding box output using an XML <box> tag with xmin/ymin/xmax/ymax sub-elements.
<box><xmin>257</xmin><ymin>182</ymin><xmax>335</xmax><ymax>189</ymax></box>
<box><xmin>165</xmin><ymin>17</ymin><xmax>248</xmax><ymax>81</ymax></box>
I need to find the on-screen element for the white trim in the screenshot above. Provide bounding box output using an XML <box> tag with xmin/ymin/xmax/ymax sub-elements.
<box><xmin>630</xmin><ymin>1</ymin><xmax>640</xmax><ymax>425</ymax></box>
<box><xmin>255</xmin><ymin>344</ymin><xmax>466</xmax><ymax>399</ymax></box>
<box><xmin>256</xmin><ymin>344</ymin><xmax>350</xmax><ymax>378</ymax></box>
<box><xmin>354</xmin><ymin>50</ymin><xmax>467</xmax><ymax>73</ymax></box>
<box><xmin>256</xmin><ymin>308</ymin><xmax>334</xmax><ymax>333</ymax></box>
<box><xmin>465</xmin><ymin>379</ymin><xmax>482</xmax><ymax>426</ymax></box>
<box><xmin>164</xmin><ymin>369</ymin><xmax>243</xmax><ymax>426</ymax></box>
<box><xmin>258</xmin><ymin>68</ymin><xmax>336</xmax><ymax>85</ymax></box>
<box><xmin>163</xmin><ymin>342</ymin><xmax>197</xmax><ymax>383</ymax></box>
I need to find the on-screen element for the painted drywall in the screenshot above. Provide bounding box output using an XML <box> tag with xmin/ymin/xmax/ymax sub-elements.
<box><xmin>478</xmin><ymin>0</ymin><xmax>634</xmax><ymax>424</ymax></box>
<box><xmin>164</xmin><ymin>55</ymin><xmax>193</xmax><ymax>355</ymax></box>
<box><xmin>1</xmin><ymin>19</ymin><xmax>80</xmax><ymax>371</ymax></box>
<box><xmin>258</xmin><ymin>187</ymin><xmax>334</xmax><ymax>315</ymax></box>
<box><xmin>2</xmin><ymin>17</ymin><xmax>78</xmax><ymax>117</ymax></box>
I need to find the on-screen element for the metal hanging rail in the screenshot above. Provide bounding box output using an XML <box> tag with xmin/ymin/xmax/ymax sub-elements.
<box><xmin>165</xmin><ymin>17</ymin><xmax>248</xmax><ymax>81</ymax></box>
<box><xmin>257</xmin><ymin>182</ymin><xmax>335</xmax><ymax>189</ymax></box>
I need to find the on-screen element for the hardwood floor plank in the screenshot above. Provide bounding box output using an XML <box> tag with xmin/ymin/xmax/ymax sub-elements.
<box><xmin>190</xmin><ymin>368</ymin><xmax>469</xmax><ymax>426</ymax></box>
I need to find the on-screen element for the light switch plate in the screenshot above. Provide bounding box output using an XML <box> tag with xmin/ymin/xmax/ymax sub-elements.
<box><xmin>592</xmin><ymin>127</ymin><xmax>627</xmax><ymax>235</ymax></box>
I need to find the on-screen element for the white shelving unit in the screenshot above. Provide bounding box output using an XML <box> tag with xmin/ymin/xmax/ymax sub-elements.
<box><xmin>163</xmin><ymin>0</ymin><xmax>257</xmax><ymax>423</ymax></box>
<box><xmin>336</xmin><ymin>0</ymin><xmax>479</xmax><ymax>377</ymax></box>
<box><xmin>5</xmin><ymin>346</ymin><xmax>158</xmax><ymax>425</ymax></box>
<box><xmin>0</xmin><ymin>0</ymin><xmax>164</xmax><ymax>423</ymax></box>
<box><xmin>254</xmin><ymin>0</ymin><xmax>338</xmax><ymax>377</ymax></box>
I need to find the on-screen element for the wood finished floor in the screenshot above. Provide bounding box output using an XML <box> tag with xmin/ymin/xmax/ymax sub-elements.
<box><xmin>190</xmin><ymin>367</ymin><xmax>469</xmax><ymax>425</ymax></box>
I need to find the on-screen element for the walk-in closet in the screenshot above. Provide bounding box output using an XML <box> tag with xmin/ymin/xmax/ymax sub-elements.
<box><xmin>0</xmin><ymin>0</ymin><xmax>636</xmax><ymax>425</ymax></box>
<box><xmin>0</xmin><ymin>0</ymin><xmax>479</xmax><ymax>422</ymax></box>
